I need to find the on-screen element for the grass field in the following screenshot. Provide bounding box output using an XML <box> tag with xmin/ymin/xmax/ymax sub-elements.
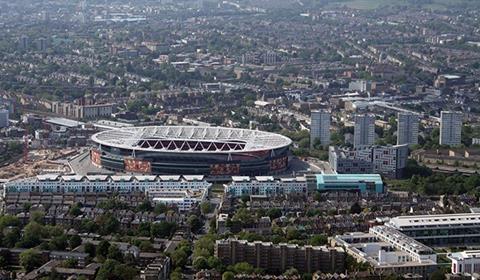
<box><xmin>326</xmin><ymin>0</ymin><xmax>479</xmax><ymax>10</ymax></box>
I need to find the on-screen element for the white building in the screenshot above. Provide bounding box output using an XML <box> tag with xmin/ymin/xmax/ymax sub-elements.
<box><xmin>397</xmin><ymin>112</ymin><xmax>419</xmax><ymax>145</ymax></box>
<box><xmin>0</xmin><ymin>109</ymin><xmax>9</xmax><ymax>128</ymax></box>
<box><xmin>440</xmin><ymin>111</ymin><xmax>462</xmax><ymax>146</ymax></box>
<box><xmin>448</xmin><ymin>250</ymin><xmax>480</xmax><ymax>275</ymax></box>
<box><xmin>354</xmin><ymin>114</ymin><xmax>375</xmax><ymax>148</ymax></box>
<box><xmin>310</xmin><ymin>110</ymin><xmax>331</xmax><ymax>148</ymax></box>
<box><xmin>334</xmin><ymin>226</ymin><xmax>437</xmax><ymax>278</ymax></box>
<box><xmin>3</xmin><ymin>174</ymin><xmax>211</xmax><ymax>211</ymax></box>
<box><xmin>386</xmin><ymin>213</ymin><xmax>480</xmax><ymax>246</ymax></box>
<box><xmin>225</xmin><ymin>176</ymin><xmax>308</xmax><ymax>197</ymax></box>
<box><xmin>329</xmin><ymin>144</ymin><xmax>408</xmax><ymax>178</ymax></box>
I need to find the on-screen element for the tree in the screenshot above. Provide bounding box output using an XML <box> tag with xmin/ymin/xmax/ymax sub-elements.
<box><xmin>96</xmin><ymin>240</ymin><xmax>110</xmax><ymax>258</ymax></box>
<box><xmin>97</xmin><ymin>213</ymin><xmax>120</xmax><ymax>235</ymax></box>
<box><xmin>138</xmin><ymin>240</ymin><xmax>154</xmax><ymax>252</ymax></box>
<box><xmin>284</xmin><ymin>267</ymin><xmax>299</xmax><ymax>276</ymax></box>
<box><xmin>29</xmin><ymin>211</ymin><xmax>45</xmax><ymax>224</ymax></box>
<box><xmin>266</xmin><ymin>208</ymin><xmax>282</xmax><ymax>219</ymax></box>
<box><xmin>222</xmin><ymin>271</ymin><xmax>235</xmax><ymax>280</ymax></box>
<box><xmin>2</xmin><ymin>227</ymin><xmax>20</xmax><ymax>248</ymax></box>
<box><xmin>19</xmin><ymin>222</ymin><xmax>44</xmax><ymax>248</ymax></box>
<box><xmin>151</xmin><ymin>222</ymin><xmax>176</xmax><ymax>238</ymax></box>
<box><xmin>0</xmin><ymin>215</ymin><xmax>20</xmax><ymax>230</ymax></box>
<box><xmin>309</xmin><ymin>234</ymin><xmax>328</xmax><ymax>246</ymax></box>
<box><xmin>137</xmin><ymin>201</ymin><xmax>153</xmax><ymax>212</ymax></box>
<box><xmin>233</xmin><ymin>262</ymin><xmax>254</xmax><ymax>274</ymax></box>
<box><xmin>19</xmin><ymin>249</ymin><xmax>42</xmax><ymax>272</ymax></box>
<box><xmin>200</xmin><ymin>202</ymin><xmax>211</xmax><ymax>215</ymax></box>
<box><xmin>49</xmin><ymin>234</ymin><xmax>68</xmax><ymax>251</ymax></box>
<box><xmin>430</xmin><ymin>270</ymin><xmax>446</xmax><ymax>280</ymax></box>
<box><xmin>69</xmin><ymin>235</ymin><xmax>82</xmax><ymax>249</ymax></box>
<box><xmin>350</xmin><ymin>202</ymin><xmax>362</xmax><ymax>214</ymax></box>
<box><xmin>193</xmin><ymin>256</ymin><xmax>209</xmax><ymax>270</ymax></box>
<box><xmin>96</xmin><ymin>259</ymin><xmax>119</xmax><ymax>280</ymax></box>
<box><xmin>171</xmin><ymin>268</ymin><xmax>183</xmax><ymax>280</ymax></box>
<box><xmin>62</xmin><ymin>258</ymin><xmax>78</xmax><ymax>268</ymax></box>
<box><xmin>107</xmin><ymin>244</ymin><xmax>123</xmax><ymax>262</ymax></box>
<box><xmin>69</xmin><ymin>203</ymin><xmax>82</xmax><ymax>217</ymax></box>
<box><xmin>187</xmin><ymin>215</ymin><xmax>202</xmax><ymax>233</ymax></box>
<box><xmin>154</xmin><ymin>203</ymin><xmax>168</xmax><ymax>215</ymax></box>
<box><xmin>84</xmin><ymin>242</ymin><xmax>95</xmax><ymax>258</ymax></box>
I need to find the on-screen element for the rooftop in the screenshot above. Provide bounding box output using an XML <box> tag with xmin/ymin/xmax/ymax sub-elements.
<box><xmin>316</xmin><ymin>174</ymin><xmax>383</xmax><ymax>184</ymax></box>
<box><xmin>387</xmin><ymin>213</ymin><xmax>480</xmax><ymax>228</ymax></box>
<box><xmin>91</xmin><ymin>126</ymin><xmax>292</xmax><ymax>153</ymax></box>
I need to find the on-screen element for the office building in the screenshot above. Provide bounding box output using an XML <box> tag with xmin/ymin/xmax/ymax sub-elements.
<box><xmin>353</xmin><ymin>114</ymin><xmax>375</xmax><ymax>148</ymax></box>
<box><xmin>316</xmin><ymin>174</ymin><xmax>384</xmax><ymax>194</ymax></box>
<box><xmin>440</xmin><ymin>111</ymin><xmax>462</xmax><ymax>146</ymax></box>
<box><xmin>224</xmin><ymin>176</ymin><xmax>307</xmax><ymax>197</ymax></box>
<box><xmin>397</xmin><ymin>112</ymin><xmax>419</xmax><ymax>145</ymax></box>
<box><xmin>310</xmin><ymin>110</ymin><xmax>331</xmax><ymax>148</ymax></box>
<box><xmin>334</xmin><ymin>226</ymin><xmax>437</xmax><ymax>278</ymax></box>
<box><xmin>386</xmin><ymin>213</ymin><xmax>480</xmax><ymax>246</ymax></box>
<box><xmin>329</xmin><ymin>144</ymin><xmax>408</xmax><ymax>178</ymax></box>
<box><xmin>215</xmin><ymin>238</ymin><xmax>345</xmax><ymax>275</ymax></box>
<box><xmin>0</xmin><ymin>109</ymin><xmax>9</xmax><ymax>128</ymax></box>
<box><xmin>447</xmin><ymin>250</ymin><xmax>480</xmax><ymax>275</ymax></box>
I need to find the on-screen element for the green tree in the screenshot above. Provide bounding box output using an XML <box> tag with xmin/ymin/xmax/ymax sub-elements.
<box><xmin>49</xmin><ymin>234</ymin><xmax>68</xmax><ymax>251</ymax></box>
<box><xmin>19</xmin><ymin>249</ymin><xmax>42</xmax><ymax>272</ymax></box>
<box><xmin>187</xmin><ymin>215</ymin><xmax>202</xmax><ymax>233</ymax></box>
<box><xmin>107</xmin><ymin>245</ymin><xmax>123</xmax><ymax>262</ymax></box>
<box><xmin>233</xmin><ymin>262</ymin><xmax>254</xmax><ymax>274</ymax></box>
<box><xmin>284</xmin><ymin>267</ymin><xmax>299</xmax><ymax>276</ymax></box>
<box><xmin>154</xmin><ymin>203</ymin><xmax>168</xmax><ymax>215</ymax></box>
<box><xmin>96</xmin><ymin>240</ymin><xmax>110</xmax><ymax>258</ymax></box>
<box><xmin>309</xmin><ymin>234</ymin><xmax>328</xmax><ymax>246</ymax></box>
<box><xmin>193</xmin><ymin>256</ymin><xmax>209</xmax><ymax>270</ymax></box>
<box><xmin>69</xmin><ymin>203</ymin><xmax>83</xmax><ymax>217</ymax></box>
<box><xmin>150</xmin><ymin>222</ymin><xmax>176</xmax><ymax>238</ymax></box>
<box><xmin>62</xmin><ymin>258</ymin><xmax>78</xmax><ymax>268</ymax></box>
<box><xmin>84</xmin><ymin>242</ymin><xmax>96</xmax><ymax>258</ymax></box>
<box><xmin>430</xmin><ymin>270</ymin><xmax>446</xmax><ymax>280</ymax></box>
<box><xmin>69</xmin><ymin>235</ymin><xmax>82</xmax><ymax>249</ymax></box>
<box><xmin>97</xmin><ymin>214</ymin><xmax>120</xmax><ymax>235</ymax></box>
<box><xmin>350</xmin><ymin>202</ymin><xmax>362</xmax><ymax>214</ymax></box>
<box><xmin>222</xmin><ymin>271</ymin><xmax>235</xmax><ymax>280</ymax></box>
<box><xmin>19</xmin><ymin>222</ymin><xmax>45</xmax><ymax>248</ymax></box>
<box><xmin>200</xmin><ymin>202</ymin><xmax>211</xmax><ymax>215</ymax></box>
<box><xmin>96</xmin><ymin>259</ymin><xmax>119</xmax><ymax>280</ymax></box>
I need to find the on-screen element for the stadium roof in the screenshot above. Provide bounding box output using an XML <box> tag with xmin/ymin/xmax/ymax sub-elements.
<box><xmin>91</xmin><ymin>126</ymin><xmax>292</xmax><ymax>153</ymax></box>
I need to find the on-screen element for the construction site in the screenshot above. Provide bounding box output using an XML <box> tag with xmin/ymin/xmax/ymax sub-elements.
<box><xmin>0</xmin><ymin>149</ymin><xmax>76</xmax><ymax>181</ymax></box>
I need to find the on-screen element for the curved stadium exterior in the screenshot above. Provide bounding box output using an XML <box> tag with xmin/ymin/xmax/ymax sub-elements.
<box><xmin>90</xmin><ymin>126</ymin><xmax>292</xmax><ymax>176</ymax></box>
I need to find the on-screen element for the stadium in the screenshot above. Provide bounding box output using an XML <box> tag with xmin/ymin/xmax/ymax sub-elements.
<box><xmin>90</xmin><ymin>126</ymin><xmax>292</xmax><ymax>176</ymax></box>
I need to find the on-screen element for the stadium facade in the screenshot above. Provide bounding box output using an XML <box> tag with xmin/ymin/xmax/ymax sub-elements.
<box><xmin>90</xmin><ymin>126</ymin><xmax>292</xmax><ymax>176</ymax></box>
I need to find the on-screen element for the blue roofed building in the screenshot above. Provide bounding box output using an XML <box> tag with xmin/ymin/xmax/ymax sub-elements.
<box><xmin>316</xmin><ymin>174</ymin><xmax>384</xmax><ymax>194</ymax></box>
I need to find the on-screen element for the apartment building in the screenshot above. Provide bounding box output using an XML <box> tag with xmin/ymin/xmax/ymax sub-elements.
<box><xmin>397</xmin><ymin>112</ymin><xmax>419</xmax><ymax>145</ymax></box>
<box><xmin>329</xmin><ymin>144</ymin><xmax>409</xmax><ymax>178</ymax></box>
<box><xmin>310</xmin><ymin>110</ymin><xmax>331</xmax><ymax>148</ymax></box>
<box><xmin>215</xmin><ymin>239</ymin><xmax>345</xmax><ymax>275</ymax></box>
<box><xmin>353</xmin><ymin>114</ymin><xmax>375</xmax><ymax>148</ymax></box>
<box><xmin>224</xmin><ymin>176</ymin><xmax>308</xmax><ymax>197</ymax></box>
<box><xmin>3</xmin><ymin>174</ymin><xmax>211</xmax><ymax>212</ymax></box>
<box><xmin>439</xmin><ymin>111</ymin><xmax>463</xmax><ymax>146</ymax></box>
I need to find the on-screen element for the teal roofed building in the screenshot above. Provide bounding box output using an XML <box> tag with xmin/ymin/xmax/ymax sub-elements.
<box><xmin>316</xmin><ymin>174</ymin><xmax>384</xmax><ymax>193</ymax></box>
